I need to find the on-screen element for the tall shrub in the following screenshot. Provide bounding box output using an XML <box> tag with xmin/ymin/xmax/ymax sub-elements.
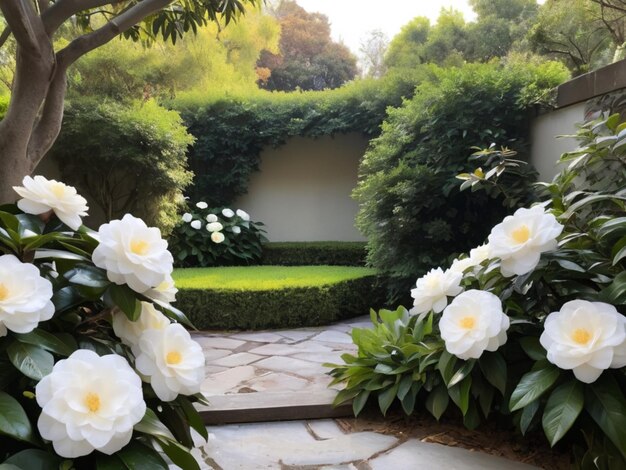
<box><xmin>50</xmin><ymin>99</ymin><xmax>194</xmax><ymax>235</ymax></box>
<box><xmin>353</xmin><ymin>59</ymin><xmax>569</xmax><ymax>293</ymax></box>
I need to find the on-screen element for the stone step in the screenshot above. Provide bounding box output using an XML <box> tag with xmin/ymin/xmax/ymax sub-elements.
<box><xmin>198</xmin><ymin>389</ymin><xmax>352</xmax><ymax>425</ymax></box>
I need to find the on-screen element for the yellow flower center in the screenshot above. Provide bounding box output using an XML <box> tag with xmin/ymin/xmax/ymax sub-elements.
<box><xmin>166</xmin><ymin>351</ymin><xmax>182</xmax><ymax>365</ymax></box>
<box><xmin>130</xmin><ymin>239</ymin><xmax>149</xmax><ymax>256</ymax></box>
<box><xmin>50</xmin><ymin>182</ymin><xmax>66</xmax><ymax>198</ymax></box>
<box><xmin>0</xmin><ymin>283</ymin><xmax>8</xmax><ymax>301</ymax></box>
<box><xmin>511</xmin><ymin>224</ymin><xmax>530</xmax><ymax>244</ymax></box>
<box><xmin>84</xmin><ymin>393</ymin><xmax>101</xmax><ymax>413</ymax></box>
<box><xmin>459</xmin><ymin>316</ymin><xmax>476</xmax><ymax>329</ymax></box>
<box><xmin>473</xmin><ymin>168</ymin><xmax>484</xmax><ymax>178</ymax></box>
<box><xmin>572</xmin><ymin>328</ymin><xmax>592</xmax><ymax>345</ymax></box>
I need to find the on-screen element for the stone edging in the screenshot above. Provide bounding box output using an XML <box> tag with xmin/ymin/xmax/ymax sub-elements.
<box><xmin>557</xmin><ymin>59</ymin><xmax>626</xmax><ymax>108</ymax></box>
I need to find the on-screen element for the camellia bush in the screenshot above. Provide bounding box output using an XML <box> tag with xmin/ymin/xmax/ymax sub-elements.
<box><xmin>329</xmin><ymin>114</ymin><xmax>626</xmax><ymax>467</ymax></box>
<box><xmin>0</xmin><ymin>176</ymin><xmax>208</xmax><ymax>468</ymax></box>
<box><xmin>168</xmin><ymin>201</ymin><xmax>267</xmax><ymax>267</ymax></box>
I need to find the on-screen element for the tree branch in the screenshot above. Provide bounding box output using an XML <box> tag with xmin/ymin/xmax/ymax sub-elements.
<box><xmin>42</xmin><ymin>0</ymin><xmax>124</xmax><ymax>36</ymax></box>
<box><xmin>0</xmin><ymin>0</ymin><xmax>46</xmax><ymax>56</ymax></box>
<box><xmin>56</xmin><ymin>0</ymin><xmax>173</xmax><ymax>66</ymax></box>
<box><xmin>0</xmin><ymin>27</ymin><xmax>11</xmax><ymax>49</ymax></box>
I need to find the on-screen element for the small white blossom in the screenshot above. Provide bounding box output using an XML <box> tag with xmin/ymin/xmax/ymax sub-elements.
<box><xmin>113</xmin><ymin>302</ymin><xmax>171</xmax><ymax>353</ymax></box>
<box><xmin>232</xmin><ymin>226</ymin><xmax>241</xmax><ymax>235</ymax></box>
<box><xmin>449</xmin><ymin>257</ymin><xmax>474</xmax><ymax>274</ymax></box>
<box><xmin>469</xmin><ymin>243</ymin><xmax>490</xmax><ymax>266</ymax></box>
<box><xmin>488</xmin><ymin>205</ymin><xmax>563</xmax><ymax>277</ymax></box>
<box><xmin>182</xmin><ymin>213</ymin><xmax>193</xmax><ymax>223</ymax></box>
<box><xmin>195</xmin><ymin>202</ymin><xmax>208</xmax><ymax>209</ymax></box>
<box><xmin>236</xmin><ymin>209</ymin><xmax>250</xmax><ymax>221</ymax></box>
<box><xmin>36</xmin><ymin>350</ymin><xmax>145</xmax><ymax>458</ymax></box>
<box><xmin>211</xmin><ymin>232</ymin><xmax>225</xmax><ymax>244</ymax></box>
<box><xmin>206</xmin><ymin>222</ymin><xmax>223</xmax><ymax>232</ymax></box>
<box><xmin>144</xmin><ymin>274</ymin><xmax>178</xmax><ymax>305</ymax></box>
<box><xmin>222</xmin><ymin>208</ymin><xmax>235</xmax><ymax>218</ymax></box>
<box><xmin>540</xmin><ymin>300</ymin><xmax>626</xmax><ymax>383</ymax></box>
<box><xmin>206</xmin><ymin>214</ymin><xmax>218</xmax><ymax>223</ymax></box>
<box><xmin>92</xmin><ymin>214</ymin><xmax>173</xmax><ymax>294</ymax></box>
<box><xmin>135</xmin><ymin>324</ymin><xmax>205</xmax><ymax>401</ymax></box>
<box><xmin>410</xmin><ymin>267</ymin><xmax>463</xmax><ymax>315</ymax></box>
<box><xmin>13</xmin><ymin>175</ymin><xmax>88</xmax><ymax>230</ymax></box>
<box><xmin>439</xmin><ymin>290</ymin><xmax>510</xmax><ymax>360</ymax></box>
<box><xmin>190</xmin><ymin>220</ymin><xmax>202</xmax><ymax>230</ymax></box>
<box><xmin>0</xmin><ymin>254</ymin><xmax>54</xmax><ymax>334</ymax></box>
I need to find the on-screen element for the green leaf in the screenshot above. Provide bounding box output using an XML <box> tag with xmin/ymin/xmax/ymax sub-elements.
<box><xmin>108</xmin><ymin>284</ymin><xmax>141</xmax><ymax>321</ymax></box>
<box><xmin>448</xmin><ymin>360</ymin><xmax>474</xmax><ymax>388</ymax></box>
<box><xmin>438</xmin><ymin>350</ymin><xmax>457</xmax><ymax>385</ymax></box>
<box><xmin>519</xmin><ymin>399</ymin><xmax>540</xmax><ymax>435</ymax></box>
<box><xmin>401</xmin><ymin>383</ymin><xmax>420</xmax><ymax>415</ymax></box>
<box><xmin>397</xmin><ymin>375</ymin><xmax>413</xmax><ymax>401</ymax></box>
<box><xmin>509</xmin><ymin>365</ymin><xmax>560</xmax><ymax>412</ymax></box>
<box><xmin>51</xmin><ymin>286</ymin><xmax>83</xmax><ymax>313</ymax></box>
<box><xmin>134</xmin><ymin>408</ymin><xmax>175</xmax><ymax>441</ymax></box>
<box><xmin>378</xmin><ymin>382</ymin><xmax>399</xmax><ymax>416</ymax></box>
<box><xmin>64</xmin><ymin>264</ymin><xmax>110</xmax><ymax>289</ymax></box>
<box><xmin>542</xmin><ymin>380</ymin><xmax>583</xmax><ymax>446</ymax></box>
<box><xmin>97</xmin><ymin>442</ymin><xmax>169</xmax><ymax>470</ymax></box>
<box><xmin>156</xmin><ymin>438</ymin><xmax>200</xmax><ymax>470</ymax></box>
<box><xmin>585</xmin><ymin>374</ymin><xmax>626</xmax><ymax>460</ymax></box>
<box><xmin>518</xmin><ymin>337</ymin><xmax>547</xmax><ymax>361</ymax></box>
<box><xmin>449</xmin><ymin>376</ymin><xmax>472</xmax><ymax>416</ymax></box>
<box><xmin>425</xmin><ymin>384</ymin><xmax>449</xmax><ymax>420</ymax></box>
<box><xmin>178</xmin><ymin>397</ymin><xmax>209</xmax><ymax>441</ymax></box>
<box><xmin>0</xmin><ymin>391</ymin><xmax>37</xmax><ymax>444</ymax></box>
<box><xmin>479</xmin><ymin>352</ymin><xmax>507</xmax><ymax>395</ymax></box>
<box><xmin>4</xmin><ymin>450</ymin><xmax>60</xmax><ymax>470</ymax></box>
<box><xmin>599</xmin><ymin>271</ymin><xmax>626</xmax><ymax>304</ymax></box>
<box><xmin>15</xmin><ymin>329</ymin><xmax>76</xmax><ymax>357</ymax></box>
<box><xmin>353</xmin><ymin>390</ymin><xmax>370</xmax><ymax>417</ymax></box>
<box><xmin>7</xmin><ymin>342</ymin><xmax>54</xmax><ymax>381</ymax></box>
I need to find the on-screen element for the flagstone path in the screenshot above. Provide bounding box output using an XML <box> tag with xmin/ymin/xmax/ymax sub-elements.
<box><xmin>189</xmin><ymin>318</ymin><xmax>539</xmax><ymax>470</ymax></box>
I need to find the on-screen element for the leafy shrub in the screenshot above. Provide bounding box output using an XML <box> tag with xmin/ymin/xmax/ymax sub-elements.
<box><xmin>174</xmin><ymin>274</ymin><xmax>387</xmax><ymax>330</ymax></box>
<box><xmin>329</xmin><ymin>114</ymin><xmax>626</xmax><ymax>466</ymax></box>
<box><xmin>261</xmin><ymin>242</ymin><xmax>367</xmax><ymax>266</ymax></box>
<box><xmin>0</xmin><ymin>178</ymin><xmax>206</xmax><ymax>467</ymax></box>
<box><xmin>353</xmin><ymin>59</ymin><xmax>569</xmax><ymax>292</ymax></box>
<box><xmin>171</xmin><ymin>70</ymin><xmax>429</xmax><ymax>205</ymax></box>
<box><xmin>168</xmin><ymin>203</ymin><xmax>267</xmax><ymax>267</ymax></box>
<box><xmin>50</xmin><ymin>99</ymin><xmax>194</xmax><ymax>235</ymax></box>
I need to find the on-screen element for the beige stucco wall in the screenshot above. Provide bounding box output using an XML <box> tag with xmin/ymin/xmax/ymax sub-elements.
<box><xmin>530</xmin><ymin>102</ymin><xmax>586</xmax><ymax>182</ymax></box>
<box><xmin>235</xmin><ymin>133</ymin><xmax>369</xmax><ymax>242</ymax></box>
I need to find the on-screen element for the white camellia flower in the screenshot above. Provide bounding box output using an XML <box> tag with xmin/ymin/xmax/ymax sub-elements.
<box><xmin>206</xmin><ymin>222</ymin><xmax>223</xmax><ymax>232</ymax></box>
<box><xmin>232</xmin><ymin>226</ymin><xmax>241</xmax><ymax>235</ymax></box>
<box><xmin>211</xmin><ymin>232</ymin><xmax>225</xmax><ymax>244</ymax></box>
<box><xmin>36</xmin><ymin>350</ymin><xmax>146</xmax><ymax>458</ymax></box>
<box><xmin>135</xmin><ymin>324</ymin><xmax>205</xmax><ymax>401</ymax></box>
<box><xmin>144</xmin><ymin>274</ymin><xmax>178</xmax><ymax>305</ymax></box>
<box><xmin>195</xmin><ymin>201</ymin><xmax>208</xmax><ymax>209</ymax></box>
<box><xmin>469</xmin><ymin>243</ymin><xmax>490</xmax><ymax>266</ymax></box>
<box><xmin>449</xmin><ymin>257</ymin><xmax>474</xmax><ymax>274</ymax></box>
<box><xmin>206</xmin><ymin>214</ymin><xmax>218</xmax><ymax>223</ymax></box>
<box><xmin>190</xmin><ymin>220</ymin><xmax>202</xmax><ymax>230</ymax></box>
<box><xmin>13</xmin><ymin>175</ymin><xmax>88</xmax><ymax>230</ymax></box>
<box><xmin>182</xmin><ymin>213</ymin><xmax>193</xmax><ymax>223</ymax></box>
<box><xmin>113</xmin><ymin>302</ymin><xmax>171</xmax><ymax>353</ymax></box>
<box><xmin>488</xmin><ymin>205</ymin><xmax>563</xmax><ymax>277</ymax></box>
<box><xmin>410</xmin><ymin>267</ymin><xmax>463</xmax><ymax>315</ymax></box>
<box><xmin>236</xmin><ymin>209</ymin><xmax>250</xmax><ymax>221</ymax></box>
<box><xmin>439</xmin><ymin>290</ymin><xmax>510</xmax><ymax>360</ymax></box>
<box><xmin>222</xmin><ymin>208</ymin><xmax>235</xmax><ymax>218</ymax></box>
<box><xmin>0</xmin><ymin>254</ymin><xmax>54</xmax><ymax>334</ymax></box>
<box><xmin>92</xmin><ymin>214</ymin><xmax>173</xmax><ymax>293</ymax></box>
<box><xmin>540</xmin><ymin>300</ymin><xmax>626</xmax><ymax>383</ymax></box>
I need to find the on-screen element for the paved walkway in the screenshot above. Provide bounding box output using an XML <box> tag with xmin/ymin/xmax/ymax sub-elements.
<box><xmin>189</xmin><ymin>318</ymin><xmax>539</xmax><ymax>470</ymax></box>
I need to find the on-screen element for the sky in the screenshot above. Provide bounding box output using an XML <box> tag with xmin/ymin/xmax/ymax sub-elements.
<box><xmin>294</xmin><ymin>0</ymin><xmax>478</xmax><ymax>55</ymax></box>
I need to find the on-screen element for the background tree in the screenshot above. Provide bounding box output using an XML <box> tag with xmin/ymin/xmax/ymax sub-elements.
<box><xmin>384</xmin><ymin>16</ymin><xmax>430</xmax><ymax>69</ymax></box>
<box><xmin>0</xmin><ymin>0</ymin><xmax>257</xmax><ymax>204</ymax></box>
<box><xmin>256</xmin><ymin>0</ymin><xmax>358</xmax><ymax>91</ymax></box>
<box><xmin>591</xmin><ymin>0</ymin><xmax>626</xmax><ymax>60</ymax></box>
<box><xmin>529</xmin><ymin>0</ymin><xmax>613</xmax><ymax>75</ymax></box>
<box><xmin>359</xmin><ymin>29</ymin><xmax>389</xmax><ymax>78</ymax></box>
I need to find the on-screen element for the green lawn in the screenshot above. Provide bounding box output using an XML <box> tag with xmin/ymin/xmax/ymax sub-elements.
<box><xmin>172</xmin><ymin>265</ymin><xmax>378</xmax><ymax>290</ymax></box>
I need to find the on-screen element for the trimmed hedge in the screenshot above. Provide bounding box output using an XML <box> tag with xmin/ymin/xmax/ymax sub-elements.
<box><xmin>261</xmin><ymin>242</ymin><xmax>367</xmax><ymax>266</ymax></box>
<box><xmin>175</xmin><ymin>275</ymin><xmax>386</xmax><ymax>330</ymax></box>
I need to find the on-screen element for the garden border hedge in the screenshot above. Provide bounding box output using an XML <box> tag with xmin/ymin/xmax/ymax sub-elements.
<box><xmin>176</xmin><ymin>275</ymin><xmax>387</xmax><ymax>330</ymax></box>
<box><xmin>260</xmin><ymin>242</ymin><xmax>367</xmax><ymax>267</ymax></box>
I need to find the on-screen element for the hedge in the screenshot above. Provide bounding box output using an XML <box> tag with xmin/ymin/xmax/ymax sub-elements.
<box><xmin>175</xmin><ymin>275</ymin><xmax>387</xmax><ymax>330</ymax></box>
<box><xmin>260</xmin><ymin>242</ymin><xmax>367</xmax><ymax>266</ymax></box>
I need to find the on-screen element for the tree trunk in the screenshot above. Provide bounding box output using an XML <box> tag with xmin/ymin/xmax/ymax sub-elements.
<box><xmin>0</xmin><ymin>138</ymin><xmax>35</xmax><ymax>204</ymax></box>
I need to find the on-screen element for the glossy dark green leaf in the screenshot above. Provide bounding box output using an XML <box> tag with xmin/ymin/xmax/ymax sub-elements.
<box><xmin>157</xmin><ymin>438</ymin><xmax>200</xmax><ymax>470</ymax></box>
<box><xmin>449</xmin><ymin>376</ymin><xmax>472</xmax><ymax>416</ymax></box>
<box><xmin>7</xmin><ymin>342</ymin><xmax>54</xmax><ymax>381</ymax></box>
<box><xmin>425</xmin><ymin>384</ymin><xmax>449</xmax><ymax>420</ymax></box>
<box><xmin>0</xmin><ymin>391</ymin><xmax>37</xmax><ymax>444</ymax></box>
<box><xmin>97</xmin><ymin>441</ymin><xmax>169</xmax><ymax>469</ymax></box>
<box><xmin>448</xmin><ymin>360</ymin><xmax>475</xmax><ymax>388</ymax></box>
<box><xmin>479</xmin><ymin>351</ymin><xmax>507</xmax><ymax>395</ymax></box>
<box><xmin>518</xmin><ymin>337</ymin><xmax>547</xmax><ymax>361</ymax></box>
<box><xmin>4</xmin><ymin>449</ymin><xmax>60</xmax><ymax>470</ymax></box>
<box><xmin>108</xmin><ymin>284</ymin><xmax>141</xmax><ymax>321</ymax></box>
<box><xmin>134</xmin><ymin>408</ymin><xmax>176</xmax><ymax>441</ymax></box>
<box><xmin>51</xmin><ymin>286</ymin><xmax>83</xmax><ymax>313</ymax></box>
<box><xmin>15</xmin><ymin>329</ymin><xmax>76</xmax><ymax>357</ymax></box>
<box><xmin>178</xmin><ymin>397</ymin><xmax>209</xmax><ymax>441</ymax></box>
<box><xmin>585</xmin><ymin>375</ymin><xmax>626</xmax><ymax>460</ymax></box>
<box><xmin>64</xmin><ymin>264</ymin><xmax>110</xmax><ymax>289</ymax></box>
<box><xmin>542</xmin><ymin>380</ymin><xmax>583</xmax><ymax>446</ymax></box>
<box><xmin>519</xmin><ymin>399</ymin><xmax>540</xmax><ymax>435</ymax></box>
<box><xmin>378</xmin><ymin>382</ymin><xmax>399</xmax><ymax>416</ymax></box>
<box><xmin>510</xmin><ymin>365</ymin><xmax>560</xmax><ymax>412</ymax></box>
<box><xmin>353</xmin><ymin>390</ymin><xmax>370</xmax><ymax>416</ymax></box>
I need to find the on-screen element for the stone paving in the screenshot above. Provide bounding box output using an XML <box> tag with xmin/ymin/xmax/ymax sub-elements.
<box><xmin>189</xmin><ymin>318</ymin><xmax>540</xmax><ymax>470</ymax></box>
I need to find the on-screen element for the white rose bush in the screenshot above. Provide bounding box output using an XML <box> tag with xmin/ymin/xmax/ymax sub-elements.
<box><xmin>329</xmin><ymin>115</ymin><xmax>626</xmax><ymax>465</ymax></box>
<box><xmin>168</xmin><ymin>200</ymin><xmax>267</xmax><ymax>267</ymax></box>
<box><xmin>0</xmin><ymin>177</ymin><xmax>209</xmax><ymax>468</ymax></box>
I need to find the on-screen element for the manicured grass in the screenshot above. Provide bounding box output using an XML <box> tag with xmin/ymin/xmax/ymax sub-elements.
<box><xmin>172</xmin><ymin>265</ymin><xmax>378</xmax><ymax>291</ymax></box>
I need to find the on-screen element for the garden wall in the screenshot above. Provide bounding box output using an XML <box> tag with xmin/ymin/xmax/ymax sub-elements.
<box><xmin>530</xmin><ymin>60</ymin><xmax>626</xmax><ymax>182</ymax></box>
<box><xmin>235</xmin><ymin>133</ymin><xmax>369</xmax><ymax>242</ymax></box>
